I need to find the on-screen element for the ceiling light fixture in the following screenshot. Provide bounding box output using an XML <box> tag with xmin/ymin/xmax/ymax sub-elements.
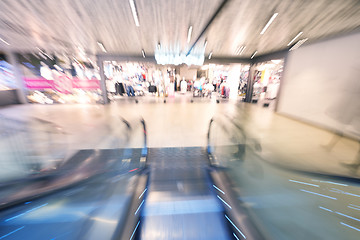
<box><xmin>38</xmin><ymin>52</ymin><xmax>46</xmax><ymax>59</ymax></box>
<box><xmin>44</xmin><ymin>53</ymin><xmax>54</xmax><ymax>60</ymax></box>
<box><xmin>97</xmin><ymin>42</ymin><xmax>107</xmax><ymax>52</ymax></box>
<box><xmin>251</xmin><ymin>51</ymin><xmax>257</xmax><ymax>59</ymax></box>
<box><xmin>155</xmin><ymin>52</ymin><xmax>204</xmax><ymax>65</ymax></box>
<box><xmin>87</xmin><ymin>58</ymin><xmax>94</xmax><ymax>64</ymax></box>
<box><xmin>77</xmin><ymin>46</ymin><xmax>85</xmax><ymax>52</ymax></box>
<box><xmin>0</xmin><ymin>37</ymin><xmax>10</xmax><ymax>45</ymax></box>
<box><xmin>287</xmin><ymin>32</ymin><xmax>303</xmax><ymax>46</ymax></box>
<box><xmin>37</xmin><ymin>47</ymin><xmax>44</xmax><ymax>54</ymax></box>
<box><xmin>187</xmin><ymin>26</ymin><xmax>193</xmax><ymax>43</ymax></box>
<box><xmin>289</xmin><ymin>38</ymin><xmax>308</xmax><ymax>51</ymax></box>
<box><xmin>129</xmin><ymin>0</ymin><xmax>140</xmax><ymax>27</ymax></box>
<box><xmin>142</xmin><ymin>49</ymin><xmax>146</xmax><ymax>58</ymax></box>
<box><xmin>37</xmin><ymin>48</ymin><xmax>54</xmax><ymax>60</ymax></box>
<box><xmin>260</xmin><ymin>13</ymin><xmax>278</xmax><ymax>35</ymax></box>
<box><xmin>208</xmin><ymin>51</ymin><xmax>213</xmax><ymax>59</ymax></box>
<box><xmin>271</xmin><ymin>59</ymin><xmax>282</xmax><ymax>64</ymax></box>
<box><xmin>73</xmin><ymin>57</ymin><xmax>80</xmax><ymax>64</ymax></box>
<box><xmin>54</xmin><ymin>64</ymin><xmax>63</xmax><ymax>72</ymax></box>
<box><xmin>239</xmin><ymin>46</ymin><xmax>246</xmax><ymax>55</ymax></box>
<box><xmin>235</xmin><ymin>46</ymin><xmax>246</xmax><ymax>55</ymax></box>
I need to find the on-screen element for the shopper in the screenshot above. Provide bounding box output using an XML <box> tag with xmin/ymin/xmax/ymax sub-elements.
<box><xmin>124</xmin><ymin>78</ymin><xmax>135</xmax><ymax>97</ymax></box>
<box><xmin>181</xmin><ymin>78</ymin><xmax>187</xmax><ymax>94</ymax></box>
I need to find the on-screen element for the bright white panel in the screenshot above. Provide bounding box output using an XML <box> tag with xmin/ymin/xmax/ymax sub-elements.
<box><xmin>278</xmin><ymin>33</ymin><xmax>360</xmax><ymax>138</ymax></box>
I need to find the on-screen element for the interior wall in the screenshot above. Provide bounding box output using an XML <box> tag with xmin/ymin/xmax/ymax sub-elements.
<box><xmin>277</xmin><ymin>32</ymin><xmax>360</xmax><ymax>138</ymax></box>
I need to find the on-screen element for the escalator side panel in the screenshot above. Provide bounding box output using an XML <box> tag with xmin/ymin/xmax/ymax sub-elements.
<box><xmin>210</xmin><ymin>170</ymin><xmax>266</xmax><ymax>240</ymax></box>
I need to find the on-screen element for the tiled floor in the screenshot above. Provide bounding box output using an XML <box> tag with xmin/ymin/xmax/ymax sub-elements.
<box><xmin>0</xmin><ymin>92</ymin><xmax>359</xmax><ymax>181</ymax></box>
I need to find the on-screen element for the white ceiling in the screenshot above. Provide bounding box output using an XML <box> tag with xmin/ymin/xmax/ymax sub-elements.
<box><xmin>0</xmin><ymin>0</ymin><xmax>359</xmax><ymax>59</ymax></box>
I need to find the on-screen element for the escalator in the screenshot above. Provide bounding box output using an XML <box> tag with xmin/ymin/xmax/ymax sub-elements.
<box><xmin>119</xmin><ymin>146</ymin><xmax>263</xmax><ymax>240</ymax></box>
<box><xmin>0</xmin><ymin>147</ymin><xmax>145</xmax><ymax>240</ymax></box>
<box><xmin>2</xmin><ymin>115</ymin><xmax>359</xmax><ymax>240</ymax></box>
<box><xmin>0</xmin><ymin>115</ymin><xmax>262</xmax><ymax>240</ymax></box>
<box><xmin>115</xmin><ymin>116</ymin><xmax>264</xmax><ymax>240</ymax></box>
<box><xmin>137</xmin><ymin>147</ymin><xmax>232</xmax><ymax>240</ymax></box>
<box><xmin>0</xmin><ymin>117</ymin><xmax>147</xmax><ymax>240</ymax></box>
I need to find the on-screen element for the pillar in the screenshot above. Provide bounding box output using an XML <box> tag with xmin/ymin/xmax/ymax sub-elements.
<box><xmin>6</xmin><ymin>51</ymin><xmax>27</xmax><ymax>104</ymax></box>
<box><xmin>245</xmin><ymin>63</ymin><xmax>255</xmax><ymax>103</ymax></box>
<box><xmin>96</xmin><ymin>57</ymin><xmax>109</xmax><ymax>104</ymax></box>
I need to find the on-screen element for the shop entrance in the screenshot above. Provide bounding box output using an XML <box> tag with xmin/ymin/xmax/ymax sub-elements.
<box><xmin>103</xmin><ymin>61</ymin><xmax>181</xmax><ymax>101</ymax></box>
<box><xmin>18</xmin><ymin>53</ymin><xmax>102</xmax><ymax>104</ymax></box>
<box><xmin>101</xmin><ymin>60</ymin><xmax>251</xmax><ymax>103</ymax></box>
<box><xmin>251</xmin><ymin>59</ymin><xmax>283</xmax><ymax>110</ymax></box>
<box><xmin>201</xmin><ymin>64</ymin><xmax>250</xmax><ymax>100</ymax></box>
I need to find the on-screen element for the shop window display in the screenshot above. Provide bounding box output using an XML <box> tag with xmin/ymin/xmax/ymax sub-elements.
<box><xmin>101</xmin><ymin>62</ymin><xmax>250</xmax><ymax>101</ymax></box>
<box><xmin>252</xmin><ymin>60</ymin><xmax>283</xmax><ymax>107</ymax></box>
<box><xmin>104</xmin><ymin>61</ymin><xmax>169</xmax><ymax>99</ymax></box>
<box><xmin>19</xmin><ymin>53</ymin><xmax>102</xmax><ymax>104</ymax></box>
<box><xmin>238</xmin><ymin>69</ymin><xmax>249</xmax><ymax>101</ymax></box>
<box><xmin>201</xmin><ymin>64</ymin><xmax>249</xmax><ymax>100</ymax></box>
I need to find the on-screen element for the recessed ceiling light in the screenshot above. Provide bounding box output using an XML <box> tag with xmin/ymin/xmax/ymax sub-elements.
<box><xmin>0</xmin><ymin>37</ymin><xmax>10</xmax><ymax>45</ymax></box>
<box><xmin>260</xmin><ymin>13</ymin><xmax>278</xmax><ymax>35</ymax></box>
<box><xmin>38</xmin><ymin>51</ymin><xmax>46</xmax><ymax>59</ymax></box>
<box><xmin>97</xmin><ymin>42</ymin><xmax>107</xmax><ymax>52</ymax></box>
<box><xmin>37</xmin><ymin>48</ymin><xmax>54</xmax><ymax>60</ymax></box>
<box><xmin>235</xmin><ymin>46</ymin><xmax>246</xmax><ymax>55</ymax></box>
<box><xmin>187</xmin><ymin>26</ymin><xmax>193</xmax><ymax>43</ymax></box>
<box><xmin>129</xmin><ymin>0</ymin><xmax>140</xmax><ymax>27</ymax></box>
<box><xmin>142</xmin><ymin>49</ymin><xmax>146</xmax><ymax>58</ymax></box>
<box><xmin>239</xmin><ymin>46</ymin><xmax>246</xmax><ymax>55</ymax></box>
<box><xmin>208</xmin><ymin>51</ymin><xmax>213</xmax><ymax>59</ymax></box>
<box><xmin>289</xmin><ymin>38</ymin><xmax>308</xmax><ymax>51</ymax></box>
<box><xmin>287</xmin><ymin>32</ymin><xmax>303</xmax><ymax>46</ymax></box>
<box><xmin>251</xmin><ymin>51</ymin><xmax>257</xmax><ymax>59</ymax></box>
<box><xmin>54</xmin><ymin>64</ymin><xmax>63</xmax><ymax>71</ymax></box>
<box><xmin>37</xmin><ymin>47</ymin><xmax>44</xmax><ymax>53</ymax></box>
<box><xmin>46</xmin><ymin>53</ymin><xmax>54</xmax><ymax>60</ymax></box>
<box><xmin>73</xmin><ymin>57</ymin><xmax>80</xmax><ymax>64</ymax></box>
<box><xmin>271</xmin><ymin>59</ymin><xmax>282</xmax><ymax>64</ymax></box>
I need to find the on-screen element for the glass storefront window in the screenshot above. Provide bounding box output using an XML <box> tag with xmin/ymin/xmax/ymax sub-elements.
<box><xmin>104</xmin><ymin>61</ymin><xmax>156</xmax><ymax>99</ymax></box>
<box><xmin>18</xmin><ymin>53</ymin><xmax>102</xmax><ymax>104</ymax></box>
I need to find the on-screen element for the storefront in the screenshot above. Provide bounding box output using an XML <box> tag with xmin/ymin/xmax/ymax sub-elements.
<box><xmin>19</xmin><ymin>53</ymin><xmax>102</xmax><ymax>104</ymax></box>
<box><xmin>104</xmin><ymin>61</ymin><xmax>159</xmax><ymax>99</ymax></box>
<box><xmin>251</xmin><ymin>59</ymin><xmax>283</xmax><ymax>108</ymax></box>
<box><xmin>196</xmin><ymin>63</ymin><xmax>250</xmax><ymax>100</ymax></box>
<box><xmin>101</xmin><ymin>61</ymin><xmax>252</xmax><ymax>101</ymax></box>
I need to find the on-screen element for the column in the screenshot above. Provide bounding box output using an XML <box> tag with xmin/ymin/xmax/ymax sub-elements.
<box><xmin>227</xmin><ymin>64</ymin><xmax>241</xmax><ymax>100</ymax></box>
<box><xmin>245</xmin><ymin>63</ymin><xmax>255</xmax><ymax>103</ymax></box>
<box><xmin>96</xmin><ymin>57</ymin><xmax>109</xmax><ymax>104</ymax></box>
<box><xmin>6</xmin><ymin>51</ymin><xmax>27</xmax><ymax>104</ymax></box>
